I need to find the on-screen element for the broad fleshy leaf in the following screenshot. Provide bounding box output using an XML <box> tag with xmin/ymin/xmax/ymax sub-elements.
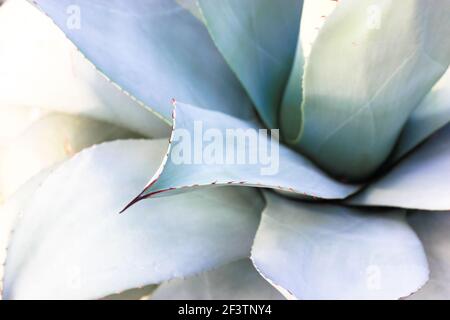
<box><xmin>0</xmin><ymin>0</ymin><xmax>169</xmax><ymax>138</ymax></box>
<box><xmin>350</xmin><ymin>124</ymin><xmax>450</xmax><ymax>211</ymax></box>
<box><xmin>407</xmin><ymin>211</ymin><xmax>450</xmax><ymax>300</ymax></box>
<box><xmin>3</xmin><ymin>140</ymin><xmax>263</xmax><ymax>300</ymax></box>
<box><xmin>198</xmin><ymin>0</ymin><xmax>302</xmax><ymax>128</ymax></box>
<box><xmin>30</xmin><ymin>0</ymin><xmax>256</xmax><ymax>122</ymax></box>
<box><xmin>152</xmin><ymin>259</ymin><xmax>284</xmax><ymax>300</ymax></box>
<box><xmin>0</xmin><ymin>168</ymin><xmax>53</xmax><ymax>298</ymax></box>
<box><xmin>293</xmin><ymin>0</ymin><xmax>450</xmax><ymax>181</ymax></box>
<box><xmin>251</xmin><ymin>192</ymin><xmax>429</xmax><ymax>300</ymax></box>
<box><xmin>0</xmin><ymin>112</ymin><xmax>137</xmax><ymax>202</ymax></box>
<box><xmin>280</xmin><ymin>0</ymin><xmax>338</xmax><ymax>141</ymax></box>
<box><xmin>132</xmin><ymin>102</ymin><xmax>359</xmax><ymax>206</ymax></box>
<box><xmin>392</xmin><ymin>68</ymin><xmax>450</xmax><ymax>161</ymax></box>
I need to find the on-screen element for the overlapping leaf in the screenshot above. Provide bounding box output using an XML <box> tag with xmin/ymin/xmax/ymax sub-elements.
<box><xmin>251</xmin><ymin>192</ymin><xmax>429</xmax><ymax>299</ymax></box>
<box><xmin>292</xmin><ymin>0</ymin><xmax>450</xmax><ymax>181</ymax></box>
<box><xmin>30</xmin><ymin>0</ymin><xmax>256</xmax><ymax>123</ymax></box>
<box><xmin>152</xmin><ymin>259</ymin><xmax>284</xmax><ymax>300</ymax></box>
<box><xmin>199</xmin><ymin>0</ymin><xmax>302</xmax><ymax>128</ymax></box>
<box><xmin>393</xmin><ymin>68</ymin><xmax>450</xmax><ymax>161</ymax></box>
<box><xmin>3</xmin><ymin>140</ymin><xmax>263</xmax><ymax>299</ymax></box>
<box><xmin>350</xmin><ymin>124</ymin><xmax>450</xmax><ymax>211</ymax></box>
<box><xmin>132</xmin><ymin>102</ymin><xmax>359</xmax><ymax>205</ymax></box>
<box><xmin>0</xmin><ymin>0</ymin><xmax>169</xmax><ymax>138</ymax></box>
<box><xmin>280</xmin><ymin>0</ymin><xmax>338</xmax><ymax>141</ymax></box>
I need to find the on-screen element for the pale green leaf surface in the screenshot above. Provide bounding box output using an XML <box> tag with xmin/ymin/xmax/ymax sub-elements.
<box><xmin>251</xmin><ymin>192</ymin><xmax>429</xmax><ymax>299</ymax></box>
<box><xmin>280</xmin><ymin>0</ymin><xmax>338</xmax><ymax>142</ymax></box>
<box><xmin>407</xmin><ymin>212</ymin><xmax>450</xmax><ymax>300</ymax></box>
<box><xmin>3</xmin><ymin>140</ymin><xmax>263</xmax><ymax>299</ymax></box>
<box><xmin>0</xmin><ymin>0</ymin><xmax>169</xmax><ymax>138</ymax></box>
<box><xmin>350</xmin><ymin>124</ymin><xmax>450</xmax><ymax>211</ymax></box>
<box><xmin>296</xmin><ymin>0</ymin><xmax>450</xmax><ymax>181</ymax></box>
<box><xmin>198</xmin><ymin>0</ymin><xmax>302</xmax><ymax>128</ymax></box>
<box><xmin>152</xmin><ymin>259</ymin><xmax>284</xmax><ymax>300</ymax></box>
<box><xmin>30</xmin><ymin>0</ymin><xmax>256</xmax><ymax>122</ymax></box>
<box><xmin>136</xmin><ymin>102</ymin><xmax>359</xmax><ymax>204</ymax></box>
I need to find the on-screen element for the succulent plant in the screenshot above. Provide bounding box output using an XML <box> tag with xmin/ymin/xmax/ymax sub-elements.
<box><xmin>1</xmin><ymin>0</ymin><xmax>450</xmax><ymax>300</ymax></box>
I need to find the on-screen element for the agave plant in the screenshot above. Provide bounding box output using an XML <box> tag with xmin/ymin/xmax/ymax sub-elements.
<box><xmin>1</xmin><ymin>0</ymin><xmax>450</xmax><ymax>300</ymax></box>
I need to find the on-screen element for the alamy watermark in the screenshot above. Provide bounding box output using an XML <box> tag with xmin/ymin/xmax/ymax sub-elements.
<box><xmin>66</xmin><ymin>5</ymin><xmax>81</xmax><ymax>30</ymax></box>
<box><xmin>367</xmin><ymin>4</ymin><xmax>382</xmax><ymax>30</ymax></box>
<box><xmin>170</xmin><ymin>121</ymin><xmax>280</xmax><ymax>176</ymax></box>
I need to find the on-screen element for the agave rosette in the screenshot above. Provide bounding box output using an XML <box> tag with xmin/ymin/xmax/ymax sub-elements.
<box><xmin>1</xmin><ymin>0</ymin><xmax>450</xmax><ymax>300</ymax></box>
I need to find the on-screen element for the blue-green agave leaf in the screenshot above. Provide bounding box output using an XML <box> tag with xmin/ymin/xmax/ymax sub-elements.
<box><xmin>30</xmin><ymin>0</ymin><xmax>255</xmax><ymax>122</ymax></box>
<box><xmin>279</xmin><ymin>26</ymin><xmax>304</xmax><ymax>142</ymax></box>
<box><xmin>198</xmin><ymin>0</ymin><xmax>303</xmax><ymax>128</ymax></box>
<box><xmin>0</xmin><ymin>0</ymin><xmax>169</xmax><ymax>138</ymax></box>
<box><xmin>132</xmin><ymin>101</ymin><xmax>359</xmax><ymax>206</ymax></box>
<box><xmin>251</xmin><ymin>192</ymin><xmax>429</xmax><ymax>300</ymax></box>
<box><xmin>350</xmin><ymin>124</ymin><xmax>450</xmax><ymax>211</ymax></box>
<box><xmin>407</xmin><ymin>211</ymin><xmax>450</xmax><ymax>300</ymax></box>
<box><xmin>292</xmin><ymin>0</ymin><xmax>450</xmax><ymax>181</ymax></box>
<box><xmin>152</xmin><ymin>259</ymin><xmax>284</xmax><ymax>300</ymax></box>
<box><xmin>2</xmin><ymin>140</ymin><xmax>263</xmax><ymax>299</ymax></box>
<box><xmin>392</xmin><ymin>68</ymin><xmax>450</xmax><ymax>161</ymax></box>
